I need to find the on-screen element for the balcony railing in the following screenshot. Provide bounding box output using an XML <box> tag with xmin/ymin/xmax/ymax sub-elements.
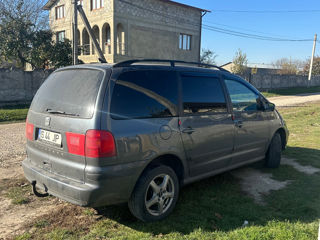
<box><xmin>81</xmin><ymin>44</ymin><xmax>90</xmax><ymax>55</ymax></box>
<box><xmin>117</xmin><ymin>42</ymin><xmax>126</xmax><ymax>56</ymax></box>
<box><xmin>77</xmin><ymin>45</ymin><xmax>82</xmax><ymax>55</ymax></box>
<box><xmin>104</xmin><ymin>42</ymin><xmax>111</xmax><ymax>54</ymax></box>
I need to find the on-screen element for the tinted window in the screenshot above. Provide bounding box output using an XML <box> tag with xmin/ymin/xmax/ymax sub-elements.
<box><xmin>225</xmin><ymin>79</ymin><xmax>259</xmax><ymax>112</ymax></box>
<box><xmin>110</xmin><ymin>70</ymin><xmax>178</xmax><ymax>119</ymax></box>
<box><xmin>31</xmin><ymin>69</ymin><xmax>104</xmax><ymax>119</ymax></box>
<box><xmin>181</xmin><ymin>76</ymin><xmax>227</xmax><ymax>115</ymax></box>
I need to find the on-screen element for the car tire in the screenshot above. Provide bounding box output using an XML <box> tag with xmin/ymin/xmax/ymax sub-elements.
<box><xmin>128</xmin><ymin>165</ymin><xmax>179</xmax><ymax>222</ymax></box>
<box><xmin>265</xmin><ymin>132</ymin><xmax>282</xmax><ymax>168</ymax></box>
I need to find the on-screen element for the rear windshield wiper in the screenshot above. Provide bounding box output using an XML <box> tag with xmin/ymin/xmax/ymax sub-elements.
<box><xmin>46</xmin><ymin>109</ymin><xmax>79</xmax><ymax>117</ymax></box>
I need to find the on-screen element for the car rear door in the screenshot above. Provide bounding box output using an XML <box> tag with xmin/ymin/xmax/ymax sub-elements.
<box><xmin>223</xmin><ymin>76</ymin><xmax>270</xmax><ymax>165</ymax></box>
<box><xmin>179</xmin><ymin>72</ymin><xmax>235</xmax><ymax>177</ymax></box>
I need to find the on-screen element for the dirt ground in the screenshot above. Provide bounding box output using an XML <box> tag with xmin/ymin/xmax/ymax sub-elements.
<box><xmin>0</xmin><ymin>123</ymin><xmax>66</xmax><ymax>239</ymax></box>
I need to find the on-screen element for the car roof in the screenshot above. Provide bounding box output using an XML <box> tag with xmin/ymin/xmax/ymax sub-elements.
<box><xmin>57</xmin><ymin>63</ymin><xmax>114</xmax><ymax>71</ymax></box>
<box><xmin>58</xmin><ymin>63</ymin><xmax>225</xmax><ymax>75</ymax></box>
<box><xmin>56</xmin><ymin>59</ymin><xmax>231</xmax><ymax>74</ymax></box>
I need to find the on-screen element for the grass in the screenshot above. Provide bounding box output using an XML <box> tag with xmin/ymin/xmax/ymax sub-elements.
<box><xmin>0</xmin><ymin>104</ymin><xmax>29</xmax><ymax>123</ymax></box>
<box><xmin>6</xmin><ymin>185</ymin><xmax>30</xmax><ymax>205</ymax></box>
<box><xmin>14</xmin><ymin>233</ymin><xmax>32</xmax><ymax>240</ymax></box>
<box><xmin>34</xmin><ymin>220</ymin><xmax>50</xmax><ymax>228</ymax></box>
<box><xmin>13</xmin><ymin>102</ymin><xmax>320</xmax><ymax>240</ymax></box>
<box><xmin>262</xmin><ymin>86</ymin><xmax>320</xmax><ymax>98</ymax></box>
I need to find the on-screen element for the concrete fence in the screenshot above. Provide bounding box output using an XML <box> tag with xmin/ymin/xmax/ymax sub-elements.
<box><xmin>0</xmin><ymin>68</ymin><xmax>320</xmax><ymax>106</ymax></box>
<box><xmin>248</xmin><ymin>73</ymin><xmax>320</xmax><ymax>90</ymax></box>
<box><xmin>0</xmin><ymin>68</ymin><xmax>53</xmax><ymax>106</ymax></box>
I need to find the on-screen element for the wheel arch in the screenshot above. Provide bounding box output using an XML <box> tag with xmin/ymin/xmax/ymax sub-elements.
<box><xmin>274</xmin><ymin>127</ymin><xmax>287</xmax><ymax>150</ymax></box>
<box><xmin>137</xmin><ymin>154</ymin><xmax>186</xmax><ymax>187</ymax></box>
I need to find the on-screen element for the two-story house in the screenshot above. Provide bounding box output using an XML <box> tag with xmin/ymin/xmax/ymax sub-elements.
<box><xmin>43</xmin><ymin>0</ymin><xmax>209</xmax><ymax>63</ymax></box>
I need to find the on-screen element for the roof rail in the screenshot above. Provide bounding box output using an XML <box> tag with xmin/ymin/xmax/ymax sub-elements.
<box><xmin>113</xmin><ymin>59</ymin><xmax>230</xmax><ymax>72</ymax></box>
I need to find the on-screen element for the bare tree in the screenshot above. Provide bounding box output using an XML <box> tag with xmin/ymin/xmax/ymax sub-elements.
<box><xmin>272</xmin><ymin>58</ymin><xmax>304</xmax><ymax>75</ymax></box>
<box><xmin>303</xmin><ymin>56</ymin><xmax>320</xmax><ymax>76</ymax></box>
<box><xmin>0</xmin><ymin>0</ymin><xmax>48</xmax><ymax>30</ymax></box>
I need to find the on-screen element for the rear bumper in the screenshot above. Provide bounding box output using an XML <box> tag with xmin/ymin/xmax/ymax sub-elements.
<box><xmin>22</xmin><ymin>158</ymin><xmax>140</xmax><ymax>207</ymax></box>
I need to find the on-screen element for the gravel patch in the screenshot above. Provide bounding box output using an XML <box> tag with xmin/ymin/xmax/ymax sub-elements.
<box><xmin>232</xmin><ymin>168</ymin><xmax>291</xmax><ymax>205</ymax></box>
<box><xmin>0</xmin><ymin>123</ymin><xmax>26</xmax><ymax>169</ymax></box>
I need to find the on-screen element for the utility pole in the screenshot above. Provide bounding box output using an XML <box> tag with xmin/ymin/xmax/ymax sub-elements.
<box><xmin>308</xmin><ymin>34</ymin><xmax>317</xmax><ymax>84</ymax></box>
<box><xmin>72</xmin><ymin>0</ymin><xmax>78</xmax><ymax>65</ymax></box>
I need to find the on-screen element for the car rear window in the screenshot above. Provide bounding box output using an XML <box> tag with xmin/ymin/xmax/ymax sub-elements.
<box><xmin>31</xmin><ymin>69</ymin><xmax>104</xmax><ymax>119</ymax></box>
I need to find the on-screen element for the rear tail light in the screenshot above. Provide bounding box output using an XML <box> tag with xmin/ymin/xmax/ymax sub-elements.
<box><xmin>85</xmin><ymin>130</ymin><xmax>116</xmax><ymax>158</ymax></box>
<box><xmin>26</xmin><ymin>120</ymin><xmax>34</xmax><ymax>141</ymax></box>
<box><xmin>66</xmin><ymin>130</ymin><xmax>116</xmax><ymax>158</ymax></box>
<box><xmin>66</xmin><ymin>132</ymin><xmax>85</xmax><ymax>156</ymax></box>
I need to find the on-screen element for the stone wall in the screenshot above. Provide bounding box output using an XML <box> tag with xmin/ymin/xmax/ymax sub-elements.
<box><xmin>0</xmin><ymin>68</ymin><xmax>53</xmax><ymax>105</ymax></box>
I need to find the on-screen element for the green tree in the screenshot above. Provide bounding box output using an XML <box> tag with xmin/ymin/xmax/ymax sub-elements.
<box><xmin>0</xmin><ymin>9</ymin><xmax>34</xmax><ymax>68</ymax></box>
<box><xmin>231</xmin><ymin>49</ymin><xmax>248</xmax><ymax>75</ymax></box>
<box><xmin>200</xmin><ymin>49</ymin><xmax>217</xmax><ymax>65</ymax></box>
<box><xmin>50</xmin><ymin>39</ymin><xmax>73</xmax><ymax>69</ymax></box>
<box><xmin>0</xmin><ymin>0</ymin><xmax>72</xmax><ymax>69</ymax></box>
<box><xmin>30</xmin><ymin>30</ymin><xmax>72</xmax><ymax>69</ymax></box>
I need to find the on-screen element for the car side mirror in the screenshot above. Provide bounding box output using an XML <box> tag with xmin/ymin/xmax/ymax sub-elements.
<box><xmin>265</xmin><ymin>102</ymin><xmax>275</xmax><ymax>111</ymax></box>
<box><xmin>257</xmin><ymin>96</ymin><xmax>275</xmax><ymax>111</ymax></box>
<box><xmin>256</xmin><ymin>97</ymin><xmax>265</xmax><ymax>111</ymax></box>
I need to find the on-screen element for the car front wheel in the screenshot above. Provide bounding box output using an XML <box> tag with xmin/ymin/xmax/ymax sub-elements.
<box><xmin>128</xmin><ymin>165</ymin><xmax>179</xmax><ymax>222</ymax></box>
<box><xmin>265</xmin><ymin>132</ymin><xmax>282</xmax><ymax>168</ymax></box>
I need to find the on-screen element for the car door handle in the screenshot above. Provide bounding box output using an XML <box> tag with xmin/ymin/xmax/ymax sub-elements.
<box><xmin>234</xmin><ymin>120</ymin><xmax>243</xmax><ymax>128</ymax></box>
<box><xmin>182</xmin><ymin>127</ymin><xmax>195</xmax><ymax>134</ymax></box>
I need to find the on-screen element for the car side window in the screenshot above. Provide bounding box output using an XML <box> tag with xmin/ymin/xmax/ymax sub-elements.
<box><xmin>110</xmin><ymin>70</ymin><xmax>178</xmax><ymax>119</ymax></box>
<box><xmin>181</xmin><ymin>75</ymin><xmax>227</xmax><ymax>115</ymax></box>
<box><xmin>224</xmin><ymin>79</ymin><xmax>260</xmax><ymax>112</ymax></box>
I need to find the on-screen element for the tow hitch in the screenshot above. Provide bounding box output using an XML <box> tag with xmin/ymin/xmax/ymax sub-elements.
<box><xmin>31</xmin><ymin>181</ymin><xmax>49</xmax><ymax>197</ymax></box>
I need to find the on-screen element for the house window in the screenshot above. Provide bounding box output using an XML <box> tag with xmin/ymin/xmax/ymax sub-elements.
<box><xmin>56</xmin><ymin>31</ymin><xmax>65</xmax><ymax>42</ymax></box>
<box><xmin>91</xmin><ymin>0</ymin><xmax>104</xmax><ymax>10</ymax></box>
<box><xmin>55</xmin><ymin>5</ymin><xmax>65</xmax><ymax>20</ymax></box>
<box><xmin>179</xmin><ymin>34</ymin><xmax>191</xmax><ymax>51</ymax></box>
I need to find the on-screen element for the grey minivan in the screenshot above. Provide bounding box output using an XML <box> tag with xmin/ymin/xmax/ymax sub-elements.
<box><xmin>23</xmin><ymin>60</ymin><xmax>288</xmax><ymax>222</ymax></box>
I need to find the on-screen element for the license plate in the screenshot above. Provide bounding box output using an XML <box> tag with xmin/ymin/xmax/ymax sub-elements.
<box><xmin>38</xmin><ymin>129</ymin><xmax>62</xmax><ymax>146</ymax></box>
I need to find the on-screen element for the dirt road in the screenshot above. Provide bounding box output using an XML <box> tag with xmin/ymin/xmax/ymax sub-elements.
<box><xmin>268</xmin><ymin>92</ymin><xmax>320</xmax><ymax>107</ymax></box>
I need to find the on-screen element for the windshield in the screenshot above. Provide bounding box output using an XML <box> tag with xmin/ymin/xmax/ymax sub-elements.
<box><xmin>31</xmin><ymin>69</ymin><xmax>104</xmax><ymax>119</ymax></box>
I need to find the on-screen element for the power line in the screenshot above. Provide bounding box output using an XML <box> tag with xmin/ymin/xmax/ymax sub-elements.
<box><xmin>203</xmin><ymin>20</ymin><xmax>302</xmax><ymax>39</ymax></box>
<box><xmin>211</xmin><ymin>9</ymin><xmax>320</xmax><ymax>13</ymax></box>
<box><xmin>118</xmin><ymin>0</ymin><xmax>316</xmax><ymax>43</ymax></box>
<box><xmin>203</xmin><ymin>25</ymin><xmax>314</xmax><ymax>42</ymax></box>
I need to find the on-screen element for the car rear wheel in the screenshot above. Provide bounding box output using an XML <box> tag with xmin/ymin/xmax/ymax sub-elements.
<box><xmin>128</xmin><ymin>165</ymin><xmax>179</xmax><ymax>222</ymax></box>
<box><xmin>265</xmin><ymin>132</ymin><xmax>282</xmax><ymax>168</ymax></box>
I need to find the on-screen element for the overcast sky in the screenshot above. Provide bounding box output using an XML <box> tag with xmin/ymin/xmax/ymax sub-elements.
<box><xmin>175</xmin><ymin>0</ymin><xmax>320</xmax><ymax>65</ymax></box>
